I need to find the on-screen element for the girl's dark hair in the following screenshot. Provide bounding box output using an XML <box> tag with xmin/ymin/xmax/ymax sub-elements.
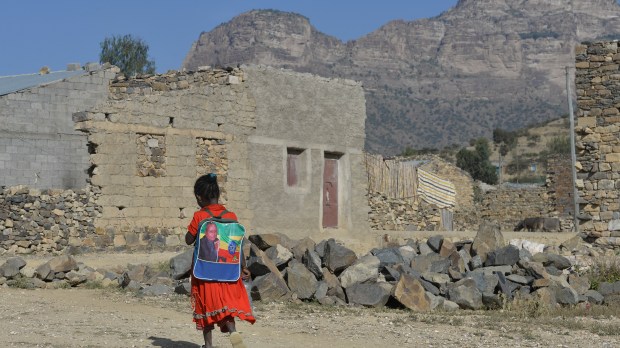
<box><xmin>194</xmin><ymin>173</ymin><xmax>220</xmax><ymax>201</ymax></box>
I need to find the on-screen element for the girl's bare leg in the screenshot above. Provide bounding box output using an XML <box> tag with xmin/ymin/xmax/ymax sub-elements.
<box><xmin>202</xmin><ymin>327</ymin><xmax>213</xmax><ymax>348</ymax></box>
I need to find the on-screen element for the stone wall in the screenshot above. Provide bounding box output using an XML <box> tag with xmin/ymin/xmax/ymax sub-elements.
<box><xmin>0</xmin><ymin>68</ymin><xmax>115</xmax><ymax>189</ymax></box>
<box><xmin>546</xmin><ymin>155</ymin><xmax>575</xmax><ymax>217</ymax></box>
<box><xmin>74</xmin><ymin>67</ymin><xmax>253</xmax><ymax>238</ymax></box>
<box><xmin>475</xmin><ymin>186</ymin><xmax>550</xmax><ymax>231</ymax></box>
<box><xmin>575</xmin><ymin>41</ymin><xmax>620</xmax><ymax>240</ymax></box>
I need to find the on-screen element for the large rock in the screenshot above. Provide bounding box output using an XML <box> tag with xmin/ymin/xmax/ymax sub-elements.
<box><xmin>472</xmin><ymin>221</ymin><xmax>505</xmax><ymax>262</ymax></box>
<box><xmin>392</xmin><ymin>274</ymin><xmax>431</xmax><ymax>312</ymax></box>
<box><xmin>0</xmin><ymin>257</ymin><xmax>27</xmax><ymax>278</ymax></box>
<box><xmin>371</xmin><ymin>248</ymin><xmax>405</xmax><ymax>269</ymax></box>
<box><xmin>170</xmin><ymin>249</ymin><xmax>193</xmax><ymax>280</ymax></box>
<box><xmin>253</xmin><ymin>272</ymin><xmax>290</xmax><ymax>301</ymax></box>
<box><xmin>48</xmin><ymin>255</ymin><xmax>78</xmax><ymax>273</ymax></box>
<box><xmin>346</xmin><ymin>282</ymin><xmax>392</xmax><ymax>308</ymax></box>
<box><xmin>322</xmin><ymin>268</ymin><xmax>346</xmax><ymax>301</ymax></box>
<box><xmin>265</xmin><ymin>244</ymin><xmax>293</xmax><ymax>268</ymax></box>
<box><xmin>339</xmin><ymin>255</ymin><xmax>380</xmax><ymax>288</ymax></box>
<box><xmin>448</xmin><ymin>278</ymin><xmax>483</xmax><ymax>310</ymax></box>
<box><xmin>286</xmin><ymin>261</ymin><xmax>318</xmax><ymax>300</ymax></box>
<box><xmin>410</xmin><ymin>254</ymin><xmax>450</xmax><ymax>274</ymax></box>
<box><xmin>302</xmin><ymin>249</ymin><xmax>323</xmax><ymax>280</ymax></box>
<box><xmin>324</xmin><ymin>239</ymin><xmax>357</xmax><ymax>274</ymax></box>
<box><xmin>531</xmin><ymin>253</ymin><xmax>572</xmax><ymax>270</ymax></box>
<box><xmin>247</xmin><ymin>244</ymin><xmax>281</xmax><ymax>277</ymax></box>
<box><xmin>291</xmin><ymin>237</ymin><xmax>316</xmax><ymax>261</ymax></box>
<box><xmin>484</xmin><ymin>245</ymin><xmax>520</xmax><ymax>266</ymax></box>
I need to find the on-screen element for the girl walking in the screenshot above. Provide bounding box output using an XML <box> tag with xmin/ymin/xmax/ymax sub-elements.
<box><xmin>185</xmin><ymin>173</ymin><xmax>255</xmax><ymax>348</ymax></box>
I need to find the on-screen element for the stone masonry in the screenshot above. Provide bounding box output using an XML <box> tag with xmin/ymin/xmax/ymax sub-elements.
<box><xmin>575</xmin><ymin>41</ymin><xmax>620</xmax><ymax>246</ymax></box>
<box><xmin>0</xmin><ymin>67</ymin><xmax>116</xmax><ymax>189</ymax></box>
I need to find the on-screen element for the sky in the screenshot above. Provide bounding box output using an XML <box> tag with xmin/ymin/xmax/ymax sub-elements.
<box><xmin>0</xmin><ymin>0</ymin><xmax>458</xmax><ymax>76</ymax></box>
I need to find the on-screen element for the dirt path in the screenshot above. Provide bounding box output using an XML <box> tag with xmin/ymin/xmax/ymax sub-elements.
<box><xmin>1</xmin><ymin>250</ymin><xmax>619</xmax><ymax>348</ymax></box>
<box><xmin>1</xmin><ymin>286</ymin><xmax>619</xmax><ymax>348</ymax></box>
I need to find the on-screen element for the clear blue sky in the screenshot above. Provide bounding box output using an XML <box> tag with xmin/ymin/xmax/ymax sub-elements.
<box><xmin>0</xmin><ymin>0</ymin><xmax>457</xmax><ymax>76</ymax></box>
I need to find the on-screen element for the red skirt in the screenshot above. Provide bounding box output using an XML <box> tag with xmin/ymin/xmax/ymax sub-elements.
<box><xmin>191</xmin><ymin>276</ymin><xmax>256</xmax><ymax>331</ymax></box>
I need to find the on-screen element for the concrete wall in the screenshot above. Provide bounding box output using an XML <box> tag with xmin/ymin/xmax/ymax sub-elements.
<box><xmin>243</xmin><ymin>66</ymin><xmax>369</xmax><ymax>240</ymax></box>
<box><xmin>575</xmin><ymin>41</ymin><xmax>620</xmax><ymax>244</ymax></box>
<box><xmin>0</xmin><ymin>69</ymin><xmax>115</xmax><ymax>189</ymax></box>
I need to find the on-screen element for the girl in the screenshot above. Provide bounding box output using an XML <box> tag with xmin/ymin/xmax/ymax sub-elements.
<box><xmin>185</xmin><ymin>173</ymin><xmax>255</xmax><ymax>348</ymax></box>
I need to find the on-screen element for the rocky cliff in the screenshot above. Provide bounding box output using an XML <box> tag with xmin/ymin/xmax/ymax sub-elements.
<box><xmin>183</xmin><ymin>1</ymin><xmax>620</xmax><ymax>155</ymax></box>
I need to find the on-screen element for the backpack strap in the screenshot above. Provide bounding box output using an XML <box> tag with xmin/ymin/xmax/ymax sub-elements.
<box><xmin>203</xmin><ymin>207</ymin><xmax>229</xmax><ymax>219</ymax></box>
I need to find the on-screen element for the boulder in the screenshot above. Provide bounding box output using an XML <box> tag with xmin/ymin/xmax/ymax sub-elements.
<box><xmin>426</xmin><ymin>235</ymin><xmax>443</xmax><ymax>253</ymax></box>
<box><xmin>249</xmin><ymin>233</ymin><xmax>293</xmax><ymax>251</ymax></box>
<box><xmin>346</xmin><ymin>282</ymin><xmax>392</xmax><ymax>308</ymax></box>
<box><xmin>291</xmin><ymin>237</ymin><xmax>316</xmax><ymax>261</ymax></box>
<box><xmin>392</xmin><ymin>274</ymin><xmax>431</xmax><ymax>312</ymax></box>
<box><xmin>0</xmin><ymin>257</ymin><xmax>27</xmax><ymax>278</ymax></box>
<box><xmin>448</xmin><ymin>278</ymin><xmax>483</xmax><ymax>310</ymax></box>
<box><xmin>532</xmin><ymin>253</ymin><xmax>572</xmax><ymax>270</ymax></box>
<box><xmin>48</xmin><ymin>255</ymin><xmax>78</xmax><ymax>273</ymax></box>
<box><xmin>170</xmin><ymin>249</ymin><xmax>193</xmax><ymax>280</ymax></box>
<box><xmin>339</xmin><ymin>255</ymin><xmax>380</xmax><ymax>288</ymax></box>
<box><xmin>253</xmin><ymin>272</ymin><xmax>290</xmax><ymax>301</ymax></box>
<box><xmin>371</xmin><ymin>248</ymin><xmax>405</xmax><ymax>268</ymax></box>
<box><xmin>286</xmin><ymin>261</ymin><xmax>318</xmax><ymax>300</ymax></box>
<box><xmin>484</xmin><ymin>245</ymin><xmax>520</xmax><ymax>266</ymax></box>
<box><xmin>265</xmin><ymin>244</ymin><xmax>293</xmax><ymax>268</ymax></box>
<box><xmin>324</xmin><ymin>239</ymin><xmax>357</xmax><ymax>274</ymax></box>
<box><xmin>410</xmin><ymin>254</ymin><xmax>450</xmax><ymax>274</ymax></box>
<box><xmin>472</xmin><ymin>221</ymin><xmax>505</xmax><ymax>262</ymax></box>
<box><xmin>302</xmin><ymin>249</ymin><xmax>323</xmax><ymax>280</ymax></box>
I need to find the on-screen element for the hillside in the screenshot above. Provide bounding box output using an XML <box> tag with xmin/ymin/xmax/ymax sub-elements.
<box><xmin>182</xmin><ymin>1</ymin><xmax>620</xmax><ymax>155</ymax></box>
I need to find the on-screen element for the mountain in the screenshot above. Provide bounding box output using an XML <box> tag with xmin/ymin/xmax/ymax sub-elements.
<box><xmin>182</xmin><ymin>1</ymin><xmax>620</xmax><ymax>155</ymax></box>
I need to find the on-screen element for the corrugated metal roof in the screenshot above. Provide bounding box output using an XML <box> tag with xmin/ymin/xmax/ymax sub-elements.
<box><xmin>0</xmin><ymin>70</ymin><xmax>88</xmax><ymax>96</ymax></box>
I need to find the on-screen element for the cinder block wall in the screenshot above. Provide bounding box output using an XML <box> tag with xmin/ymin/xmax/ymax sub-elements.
<box><xmin>0</xmin><ymin>69</ymin><xmax>115</xmax><ymax>189</ymax></box>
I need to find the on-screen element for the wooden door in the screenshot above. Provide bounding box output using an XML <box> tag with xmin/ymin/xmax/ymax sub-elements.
<box><xmin>322</xmin><ymin>158</ymin><xmax>339</xmax><ymax>228</ymax></box>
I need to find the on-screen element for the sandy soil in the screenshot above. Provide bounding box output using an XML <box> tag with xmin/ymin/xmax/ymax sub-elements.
<box><xmin>1</xmin><ymin>244</ymin><xmax>619</xmax><ymax>348</ymax></box>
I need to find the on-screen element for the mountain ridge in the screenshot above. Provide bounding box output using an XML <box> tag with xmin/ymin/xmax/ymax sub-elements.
<box><xmin>183</xmin><ymin>1</ymin><xmax>620</xmax><ymax>155</ymax></box>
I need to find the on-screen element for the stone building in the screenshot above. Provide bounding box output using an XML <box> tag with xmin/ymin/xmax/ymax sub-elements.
<box><xmin>0</xmin><ymin>64</ymin><xmax>369</xmax><ymax>253</ymax></box>
<box><xmin>0</xmin><ymin>64</ymin><xmax>116</xmax><ymax>189</ymax></box>
<box><xmin>73</xmin><ymin>65</ymin><xmax>370</xmax><ymax>245</ymax></box>
<box><xmin>575</xmin><ymin>41</ymin><xmax>620</xmax><ymax>245</ymax></box>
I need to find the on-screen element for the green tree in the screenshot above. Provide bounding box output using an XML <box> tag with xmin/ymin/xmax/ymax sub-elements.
<box><xmin>99</xmin><ymin>34</ymin><xmax>156</xmax><ymax>77</ymax></box>
<box><xmin>456</xmin><ymin>138</ymin><xmax>498</xmax><ymax>184</ymax></box>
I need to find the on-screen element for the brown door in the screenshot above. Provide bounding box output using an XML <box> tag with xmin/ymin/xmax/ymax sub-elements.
<box><xmin>323</xmin><ymin>158</ymin><xmax>338</xmax><ymax>228</ymax></box>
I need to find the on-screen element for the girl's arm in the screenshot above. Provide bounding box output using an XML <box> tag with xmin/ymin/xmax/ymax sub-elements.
<box><xmin>185</xmin><ymin>231</ymin><xmax>196</xmax><ymax>245</ymax></box>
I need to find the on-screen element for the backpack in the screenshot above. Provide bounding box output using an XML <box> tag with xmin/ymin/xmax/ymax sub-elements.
<box><xmin>192</xmin><ymin>208</ymin><xmax>246</xmax><ymax>282</ymax></box>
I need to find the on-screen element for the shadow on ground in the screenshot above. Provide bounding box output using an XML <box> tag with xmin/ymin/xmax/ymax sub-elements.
<box><xmin>148</xmin><ymin>336</ymin><xmax>200</xmax><ymax>348</ymax></box>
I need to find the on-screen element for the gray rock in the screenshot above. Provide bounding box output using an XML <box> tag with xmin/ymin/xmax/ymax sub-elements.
<box><xmin>442</xmin><ymin>299</ymin><xmax>460</xmax><ymax>311</ymax></box>
<box><xmin>0</xmin><ymin>257</ymin><xmax>26</xmax><ymax>278</ymax></box>
<box><xmin>140</xmin><ymin>284</ymin><xmax>172</xmax><ymax>296</ymax></box>
<box><xmin>465</xmin><ymin>272</ymin><xmax>499</xmax><ymax>294</ymax></box>
<box><xmin>65</xmin><ymin>271</ymin><xmax>87</xmax><ymax>286</ymax></box>
<box><xmin>506</xmin><ymin>274</ymin><xmax>530</xmax><ymax>285</ymax></box>
<box><xmin>174</xmin><ymin>280</ymin><xmax>191</xmax><ymax>295</ymax></box>
<box><xmin>291</xmin><ymin>237</ymin><xmax>316</xmax><ymax>261</ymax></box>
<box><xmin>322</xmin><ymin>268</ymin><xmax>346</xmax><ymax>301</ymax></box>
<box><xmin>472</xmin><ymin>221</ymin><xmax>505</xmax><ymax>262</ymax></box>
<box><xmin>286</xmin><ymin>261</ymin><xmax>318</xmax><ymax>300</ymax></box>
<box><xmin>247</xmin><ymin>244</ymin><xmax>282</xmax><ymax>277</ymax></box>
<box><xmin>427</xmin><ymin>235</ymin><xmax>443</xmax><ymax>253</ymax></box>
<box><xmin>265</xmin><ymin>244</ymin><xmax>293</xmax><ymax>268</ymax></box>
<box><xmin>371</xmin><ymin>248</ymin><xmax>405</xmax><ymax>268</ymax></box>
<box><xmin>597</xmin><ymin>281</ymin><xmax>620</xmax><ymax>296</ymax></box>
<box><xmin>469</xmin><ymin>255</ymin><xmax>483</xmax><ymax>270</ymax></box>
<box><xmin>315</xmin><ymin>240</ymin><xmax>328</xmax><ymax>258</ymax></box>
<box><xmin>339</xmin><ymin>255</ymin><xmax>380</xmax><ymax>288</ymax></box>
<box><xmin>253</xmin><ymin>272</ymin><xmax>290</xmax><ymax>301</ymax></box>
<box><xmin>532</xmin><ymin>253</ymin><xmax>572</xmax><ymax>270</ymax></box>
<box><xmin>418</xmin><ymin>243</ymin><xmax>435</xmax><ymax>256</ymax></box>
<box><xmin>448</xmin><ymin>278</ymin><xmax>483</xmax><ymax>310</ymax></box>
<box><xmin>468</xmin><ymin>265</ymin><xmax>512</xmax><ymax>276</ymax></box>
<box><xmin>324</xmin><ymin>239</ymin><xmax>357</xmax><ymax>274</ymax></box>
<box><xmin>411</xmin><ymin>254</ymin><xmax>450</xmax><ymax>274</ymax></box>
<box><xmin>584</xmin><ymin>289</ymin><xmax>604</xmax><ymax>305</ymax></box>
<box><xmin>398</xmin><ymin>245</ymin><xmax>417</xmax><ymax>265</ymax></box>
<box><xmin>315</xmin><ymin>281</ymin><xmax>329</xmax><ymax>300</ymax></box>
<box><xmin>35</xmin><ymin>263</ymin><xmax>53</xmax><ymax>281</ymax></box>
<box><xmin>421</xmin><ymin>272</ymin><xmax>451</xmax><ymax>286</ymax></box>
<box><xmin>346</xmin><ymin>282</ymin><xmax>392</xmax><ymax>308</ymax></box>
<box><xmin>302</xmin><ymin>249</ymin><xmax>323</xmax><ymax>280</ymax></box>
<box><xmin>484</xmin><ymin>245</ymin><xmax>520</xmax><ymax>266</ymax></box>
<box><xmin>553</xmin><ymin>286</ymin><xmax>579</xmax><ymax>305</ymax></box>
<box><xmin>170</xmin><ymin>249</ymin><xmax>193</xmax><ymax>280</ymax></box>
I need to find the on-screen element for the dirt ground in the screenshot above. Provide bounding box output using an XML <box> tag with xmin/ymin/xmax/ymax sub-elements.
<box><xmin>1</xmin><ymin>250</ymin><xmax>619</xmax><ymax>348</ymax></box>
